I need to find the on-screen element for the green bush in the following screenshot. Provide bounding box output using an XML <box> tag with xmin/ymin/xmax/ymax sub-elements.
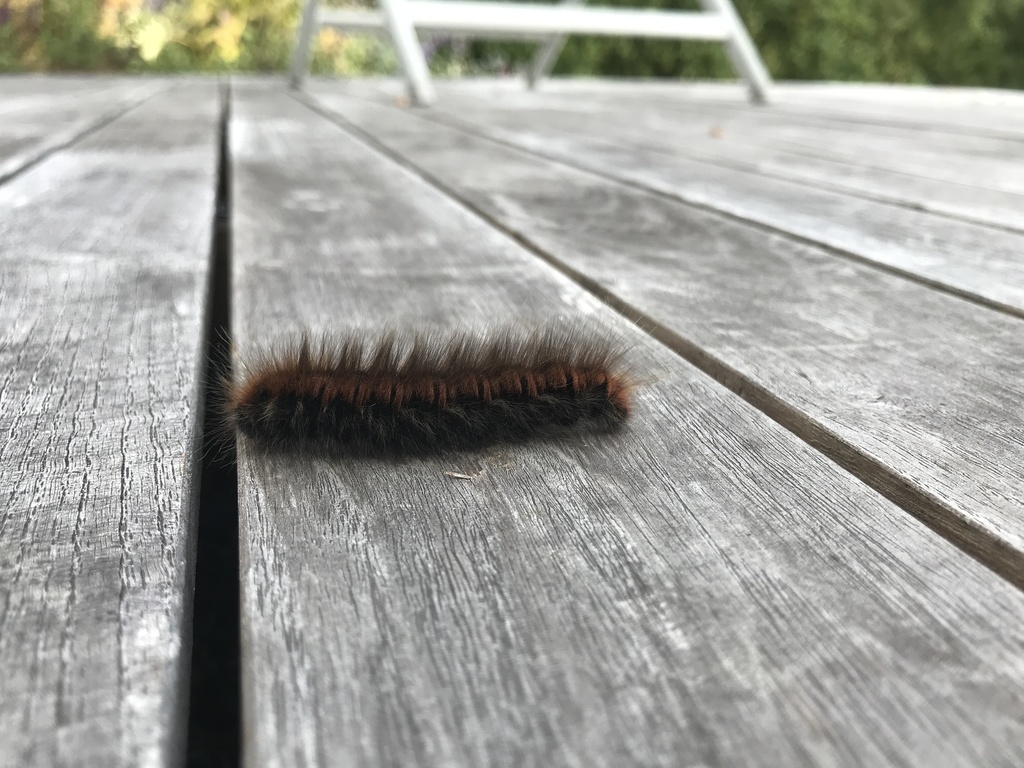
<box><xmin>36</xmin><ymin>0</ymin><xmax>123</xmax><ymax>69</ymax></box>
<box><xmin>1</xmin><ymin>0</ymin><xmax>1022</xmax><ymax>87</ymax></box>
<box><xmin>469</xmin><ymin>0</ymin><xmax>1024</xmax><ymax>88</ymax></box>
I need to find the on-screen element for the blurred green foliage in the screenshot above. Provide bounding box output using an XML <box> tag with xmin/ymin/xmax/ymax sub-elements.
<box><xmin>471</xmin><ymin>0</ymin><xmax>1024</xmax><ymax>88</ymax></box>
<box><xmin>1</xmin><ymin>0</ymin><xmax>1023</xmax><ymax>88</ymax></box>
<box><xmin>0</xmin><ymin>0</ymin><xmax>397</xmax><ymax>73</ymax></box>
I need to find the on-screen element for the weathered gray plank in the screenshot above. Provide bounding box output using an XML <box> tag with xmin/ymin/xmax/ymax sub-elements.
<box><xmin>328</xmin><ymin>83</ymin><xmax>1024</xmax><ymax>318</ymax></box>
<box><xmin>417</xmin><ymin>84</ymin><xmax>1024</xmax><ymax>231</ymax></box>
<box><xmin>429</xmin><ymin>78</ymin><xmax>1024</xmax><ymax>140</ymax></box>
<box><xmin>701</xmin><ymin>81</ymin><xmax>1024</xmax><ymax>141</ymax></box>
<box><xmin>0</xmin><ymin>76</ymin><xmax>164</xmax><ymax>184</ymax></box>
<box><xmin>668</xmin><ymin>112</ymin><xmax>1024</xmax><ymax>196</ymax></box>
<box><xmin>341</xmin><ymin>77</ymin><xmax>1024</xmax><ymax>202</ymax></box>
<box><xmin>0</xmin><ymin>82</ymin><xmax>220</xmax><ymax>767</ymax></box>
<box><xmin>302</xmin><ymin>88</ymin><xmax>1024</xmax><ymax>588</ymax></box>
<box><xmin>233</xmin><ymin>82</ymin><xmax>1024</xmax><ymax>768</ymax></box>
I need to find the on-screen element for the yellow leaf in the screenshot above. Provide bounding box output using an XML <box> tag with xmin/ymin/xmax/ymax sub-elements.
<box><xmin>97</xmin><ymin>0</ymin><xmax>142</xmax><ymax>42</ymax></box>
<box><xmin>136</xmin><ymin>17</ymin><xmax>171</xmax><ymax>62</ymax></box>
<box><xmin>318</xmin><ymin>27</ymin><xmax>342</xmax><ymax>53</ymax></box>
<box><xmin>186</xmin><ymin>0</ymin><xmax>217</xmax><ymax>28</ymax></box>
<box><xmin>209</xmin><ymin>12</ymin><xmax>247</xmax><ymax>63</ymax></box>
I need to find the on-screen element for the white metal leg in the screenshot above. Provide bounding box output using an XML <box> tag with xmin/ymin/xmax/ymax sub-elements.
<box><xmin>379</xmin><ymin>0</ymin><xmax>437</xmax><ymax>106</ymax></box>
<box><xmin>697</xmin><ymin>0</ymin><xmax>771</xmax><ymax>103</ymax></box>
<box><xmin>290</xmin><ymin>0</ymin><xmax>321</xmax><ymax>89</ymax></box>
<box><xmin>526</xmin><ymin>0</ymin><xmax>584</xmax><ymax>89</ymax></box>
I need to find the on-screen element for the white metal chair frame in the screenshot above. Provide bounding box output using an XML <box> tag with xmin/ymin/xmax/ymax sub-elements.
<box><xmin>290</xmin><ymin>0</ymin><xmax>772</xmax><ymax>105</ymax></box>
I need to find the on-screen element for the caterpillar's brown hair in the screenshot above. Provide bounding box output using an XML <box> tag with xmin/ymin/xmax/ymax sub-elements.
<box><xmin>225</xmin><ymin>325</ymin><xmax>633</xmax><ymax>457</ymax></box>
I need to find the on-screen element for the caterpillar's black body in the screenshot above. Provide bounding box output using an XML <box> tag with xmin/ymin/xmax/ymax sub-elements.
<box><xmin>227</xmin><ymin>327</ymin><xmax>633</xmax><ymax>457</ymax></box>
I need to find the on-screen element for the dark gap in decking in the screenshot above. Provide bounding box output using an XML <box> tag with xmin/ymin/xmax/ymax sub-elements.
<box><xmin>401</xmin><ymin>102</ymin><xmax>1024</xmax><ymax>323</ymax></box>
<box><xmin>186</xmin><ymin>80</ymin><xmax>241</xmax><ymax>768</ymax></box>
<box><xmin>290</xmin><ymin>90</ymin><xmax>1024</xmax><ymax>594</ymax></box>
<box><xmin>0</xmin><ymin>86</ymin><xmax>164</xmax><ymax>188</ymax></box>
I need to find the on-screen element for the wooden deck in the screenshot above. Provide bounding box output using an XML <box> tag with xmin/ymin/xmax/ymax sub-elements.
<box><xmin>2</xmin><ymin>75</ymin><xmax>1024</xmax><ymax>767</ymax></box>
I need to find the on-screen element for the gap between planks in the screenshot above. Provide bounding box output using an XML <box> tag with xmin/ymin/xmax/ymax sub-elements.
<box><xmin>286</xmin><ymin>85</ymin><xmax>1024</xmax><ymax>593</ymax></box>
<box><xmin>185</xmin><ymin>79</ymin><xmax>242</xmax><ymax>768</ymax></box>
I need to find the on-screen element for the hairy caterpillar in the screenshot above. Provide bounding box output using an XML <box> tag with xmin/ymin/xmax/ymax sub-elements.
<box><xmin>225</xmin><ymin>325</ymin><xmax>633</xmax><ymax>457</ymax></box>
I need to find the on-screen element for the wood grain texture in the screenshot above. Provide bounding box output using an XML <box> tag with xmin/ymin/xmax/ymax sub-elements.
<box><xmin>470</xmin><ymin>81</ymin><xmax>1024</xmax><ymax>162</ymax></box>
<box><xmin>232</xmin><ymin>82</ymin><xmax>1024</xmax><ymax>768</ymax></box>
<box><xmin>406</xmin><ymin>77</ymin><xmax>1024</xmax><ymax>140</ymax></box>
<box><xmin>719</xmin><ymin>81</ymin><xmax>1024</xmax><ymax>139</ymax></box>
<box><xmin>303</xmin><ymin>87</ymin><xmax>1024</xmax><ymax>588</ymax></box>
<box><xmin>0</xmin><ymin>81</ymin><xmax>220</xmax><ymax>768</ymax></box>
<box><xmin>416</xmin><ymin>84</ymin><xmax>1024</xmax><ymax>232</ymax></box>
<box><xmin>568</xmin><ymin>93</ymin><xmax>1024</xmax><ymax>198</ymax></box>
<box><xmin>0</xmin><ymin>76</ymin><xmax>164</xmax><ymax>184</ymax></box>
<box><xmin>322</xmin><ymin>83</ymin><xmax>1024</xmax><ymax>318</ymax></box>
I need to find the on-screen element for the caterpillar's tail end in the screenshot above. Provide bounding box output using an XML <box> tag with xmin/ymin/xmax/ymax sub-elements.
<box><xmin>602</xmin><ymin>375</ymin><xmax>633</xmax><ymax>429</ymax></box>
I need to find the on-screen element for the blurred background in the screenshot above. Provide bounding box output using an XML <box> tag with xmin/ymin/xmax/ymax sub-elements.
<box><xmin>2</xmin><ymin>0</ymin><xmax>1024</xmax><ymax>88</ymax></box>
